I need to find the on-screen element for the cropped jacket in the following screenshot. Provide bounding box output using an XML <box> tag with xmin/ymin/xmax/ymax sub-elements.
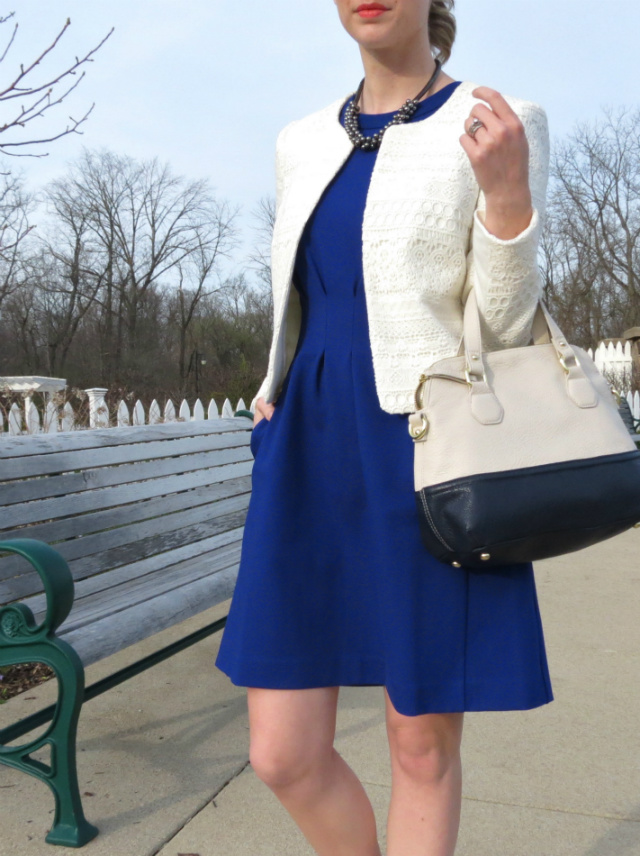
<box><xmin>253</xmin><ymin>79</ymin><xmax>550</xmax><ymax>415</ymax></box>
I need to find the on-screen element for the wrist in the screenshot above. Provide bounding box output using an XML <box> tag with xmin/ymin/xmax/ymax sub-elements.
<box><xmin>482</xmin><ymin>192</ymin><xmax>533</xmax><ymax>241</ymax></box>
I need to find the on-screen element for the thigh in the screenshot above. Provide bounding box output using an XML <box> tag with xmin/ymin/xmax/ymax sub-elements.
<box><xmin>384</xmin><ymin>687</ymin><xmax>464</xmax><ymax>756</ymax></box>
<box><xmin>247</xmin><ymin>686</ymin><xmax>340</xmax><ymax>768</ymax></box>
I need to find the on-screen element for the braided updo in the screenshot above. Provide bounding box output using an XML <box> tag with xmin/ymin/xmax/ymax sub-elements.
<box><xmin>428</xmin><ymin>0</ymin><xmax>457</xmax><ymax>65</ymax></box>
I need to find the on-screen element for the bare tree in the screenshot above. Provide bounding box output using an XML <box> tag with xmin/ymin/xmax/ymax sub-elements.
<box><xmin>0</xmin><ymin>169</ymin><xmax>34</xmax><ymax>308</ymax></box>
<box><xmin>542</xmin><ymin>104</ymin><xmax>640</xmax><ymax>347</ymax></box>
<box><xmin>6</xmin><ymin>270</ymin><xmax>41</xmax><ymax>371</ymax></box>
<box><xmin>172</xmin><ymin>236</ymin><xmax>227</xmax><ymax>392</ymax></box>
<box><xmin>44</xmin><ymin>147</ymin><xmax>239</xmax><ymax>384</ymax></box>
<box><xmin>0</xmin><ymin>11</ymin><xmax>113</xmax><ymax>159</ymax></box>
<box><xmin>246</xmin><ymin>194</ymin><xmax>276</xmax><ymax>292</ymax></box>
<box><xmin>33</xmin><ymin>208</ymin><xmax>105</xmax><ymax>376</ymax></box>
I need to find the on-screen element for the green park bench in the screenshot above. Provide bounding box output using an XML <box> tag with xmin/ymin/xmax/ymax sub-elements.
<box><xmin>0</xmin><ymin>415</ymin><xmax>254</xmax><ymax>847</ymax></box>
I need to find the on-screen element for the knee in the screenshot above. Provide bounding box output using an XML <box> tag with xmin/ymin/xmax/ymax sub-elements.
<box><xmin>388</xmin><ymin>724</ymin><xmax>462</xmax><ymax>784</ymax></box>
<box><xmin>249</xmin><ymin>740</ymin><xmax>328</xmax><ymax>790</ymax></box>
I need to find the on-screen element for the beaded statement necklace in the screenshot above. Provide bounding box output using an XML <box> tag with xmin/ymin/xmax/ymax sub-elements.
<box><xmin>343</xmin><ymin>58</ymin><xmax>443</xmax><ymax>152</ymax></box>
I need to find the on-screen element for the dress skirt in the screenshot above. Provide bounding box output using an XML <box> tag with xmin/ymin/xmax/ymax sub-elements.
<box><xmin>215</xmin><ymin>81</ymin><xmax>554</xmax><ymax>716</ymax></box>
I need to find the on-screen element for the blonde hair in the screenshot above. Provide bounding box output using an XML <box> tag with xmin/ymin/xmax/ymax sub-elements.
<box><xmin>429</xmin><ymin>0</ymin><xmax>457</xmax><ymax>65</ymax></box>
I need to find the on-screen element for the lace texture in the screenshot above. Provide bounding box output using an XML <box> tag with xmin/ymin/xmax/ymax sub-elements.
<box><xmin>254</xmin><ymin>80</ymin><xmax>550</xmax><ymax>415</ymax></box>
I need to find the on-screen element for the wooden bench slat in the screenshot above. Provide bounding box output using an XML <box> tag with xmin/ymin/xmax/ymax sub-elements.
<box><xmin>0</xmin><ymin>456</ymin><xmax>253</xmax><ymax>531</ymax></box>
<box><xmin>0</xmin><ymin>428</ymin><xmax>251</xmax><ymax>484</ymax></box>
<box><xmin>59</xmin><ymin>562</ymin><xmax>241</xmax><ymax>667</ymax></box>
<box><xmin>19</xmin><ymin>527</ymin><xmax>245</xmax><ymax>619</ymax></box>
<box><xmin>0</xmin><ymin>489</ymin><xmax>249</xmax><ymax>589</ymax></box>
<box><xmin>0</xmin><ymin>500</ymin><xmax>249</xmax><ymax>603</ymax></box>
<box><xmin>56</xmin><ymin>540</ymin><xmax>242</xmax><ymax>633</ymax></box>
<box><xmin>0</xmin><ymin>442</ymin><xmax>253</xmax><ymax>507</ymax></box>
<box><xmin>0</xmin><ymin>419</ymin><xmax>250</xmax><ymax>461</ymax></box>
<box><xmin>0</xmin><ymin>475</ymin><xmax>251</xmax><ymax>546</ymax></box>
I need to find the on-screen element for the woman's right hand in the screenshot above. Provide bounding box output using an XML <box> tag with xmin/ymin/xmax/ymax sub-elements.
<box><xmin>254</xmin><ymin>396</ymin><xmax>276</xmax><ymax>427</ymax></box>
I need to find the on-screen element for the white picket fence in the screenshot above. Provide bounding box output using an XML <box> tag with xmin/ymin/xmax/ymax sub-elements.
<box><xmin>4</xmin><ymin>387</ymin><xmax>637</xmax><ymax>438</ymax></box>
<box><xmin>622</xmin><ymin>389</ymin><xmax>640</xmax><ymax>423</ymax></box>
<box><xmin>0</xmin><ymin>384</ymin><xmax>258</xmax><ymax>438</ymax></box>
<box><xmin>587</xmin><ymin>341</ymin><xmax>635</xmax><ymax>390</ymax></box>
<box><xmin>1</xmin><ymin>338</ymin><xmax>639</xmax><ymax>438</ymax></box>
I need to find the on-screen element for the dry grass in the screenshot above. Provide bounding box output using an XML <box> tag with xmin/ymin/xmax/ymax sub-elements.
<box><xmin>0</xmin><ymin>662</ymin><xmax>56</xmax><ymax>703</ymax></box>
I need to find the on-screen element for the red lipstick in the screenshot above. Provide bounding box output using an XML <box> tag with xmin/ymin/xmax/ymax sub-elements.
<box><xmin>356</xmin><ymin>3</ymin><xmax>388</xmax><ymax>18</ymax></box>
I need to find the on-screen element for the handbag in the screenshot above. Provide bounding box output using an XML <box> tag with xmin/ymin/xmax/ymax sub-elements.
<box><xmin>407</xmin><ymin>287</ymin><xmax>640</xmax><ymax>570</ymax></box>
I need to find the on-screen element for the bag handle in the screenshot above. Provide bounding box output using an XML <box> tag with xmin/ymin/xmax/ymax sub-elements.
<box><xmin>456</xmin><ymin>289</ymin><xmax>598</xmax><ymax>414</ymax></box>
<box><xmin>458</xmin><ymin>289</ymin><xmax>570</xmax><ymax>362</ymax></box>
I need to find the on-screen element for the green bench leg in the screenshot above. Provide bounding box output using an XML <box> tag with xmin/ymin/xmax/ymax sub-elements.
<box><xmin>0</xmin><ymin>539</ymin><xmax>99</xmax><ymax>847</ymax></box>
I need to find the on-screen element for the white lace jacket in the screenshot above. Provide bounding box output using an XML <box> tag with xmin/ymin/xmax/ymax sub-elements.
<box><xmin>253</xmin><ymin>79</ymin><xmax>550</xmax><ymax>415</ymax></box>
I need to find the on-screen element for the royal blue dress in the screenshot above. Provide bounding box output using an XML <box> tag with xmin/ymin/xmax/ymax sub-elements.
<box><xmin>215</xmin><ymin>81</ymin><xmax>554</xmax><ymax>716</ymax></box>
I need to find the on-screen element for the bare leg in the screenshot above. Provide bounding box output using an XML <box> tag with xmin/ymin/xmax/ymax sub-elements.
<box><xmin>384</xmin><ymin>688</ymin><xmax>464</xmax><ymax>856</ymax></box>
<box><xmin>247</xmin><ymin>686</ymin><xmax>381</xmax><ymax>856</ymax></box>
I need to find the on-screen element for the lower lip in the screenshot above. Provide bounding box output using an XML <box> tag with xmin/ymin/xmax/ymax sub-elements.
<box><xmin>358</xmin><ymin>8</ymin><xmax>387</xmax><ymax>17</ymax></box>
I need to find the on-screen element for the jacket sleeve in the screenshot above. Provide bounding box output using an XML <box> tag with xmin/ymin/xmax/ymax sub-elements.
<box><xmin>252</xmin><ymin>124</ymin><xmax>290</xmax><ymax>408</ymax></box>
<box><xmin>460</xmin><ymin>102</ymin><xmax>551</xmax><ymax>351</ymax></box>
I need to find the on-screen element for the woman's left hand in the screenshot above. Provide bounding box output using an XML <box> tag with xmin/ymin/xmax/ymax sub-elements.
<box><xmin>459</xmin><ymin>86</ymin><xmax>534</xmax><ymax>240</ymax></box>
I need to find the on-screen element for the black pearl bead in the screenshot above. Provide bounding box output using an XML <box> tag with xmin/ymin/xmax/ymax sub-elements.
<box><xmin>342</xmin><ymin>59</ymin><xmax>442</xmax><ymax>151</ymax></box>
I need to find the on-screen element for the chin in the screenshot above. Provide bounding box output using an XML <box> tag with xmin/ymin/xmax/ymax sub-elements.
<box><xmin>350</xmin><ymin>23</ymin><xmax>396</xmax><ymax>48</ymax></box>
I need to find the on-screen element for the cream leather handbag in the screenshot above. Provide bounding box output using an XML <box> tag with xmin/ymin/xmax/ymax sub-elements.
<box><xmin>408</xmin><ymin>288</ymin><xmax>640</xmax><ymax>569</ymax></box>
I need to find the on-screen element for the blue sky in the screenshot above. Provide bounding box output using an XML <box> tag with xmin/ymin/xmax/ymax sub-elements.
<box><xmin>5</xmin><ymin>1</ymin><xmax>639</xmax><ymax>281</ymax></box>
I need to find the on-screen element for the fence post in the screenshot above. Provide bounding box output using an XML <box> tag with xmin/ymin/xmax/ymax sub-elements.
<box><xmin>85</xmin><ymin>388</ymin><xmax>109</xmax><ymax>429</ymax></box>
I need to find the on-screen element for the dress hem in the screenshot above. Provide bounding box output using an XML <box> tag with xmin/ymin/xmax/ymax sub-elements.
<box><xmin>215</xmin><ymin>654</ymin><xmax>554</xmax><ymax>717</ymax></box>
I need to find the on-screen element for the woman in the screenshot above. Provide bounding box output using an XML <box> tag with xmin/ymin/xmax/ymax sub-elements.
<box><xmin>215</xmin><ymin>1</ymin><xmax>553</xmax><ymax>853</ymax></box>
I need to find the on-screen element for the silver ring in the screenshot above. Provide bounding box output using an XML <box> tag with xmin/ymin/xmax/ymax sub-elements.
<box><xmin>467</xmin><ymin>117</ymin><xmax>485</xmax><ymax>139</ymax></box>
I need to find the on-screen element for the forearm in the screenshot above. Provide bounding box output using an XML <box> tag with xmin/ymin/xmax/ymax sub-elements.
<box><xmin>462</xmin><ymin>102</ymin><xmax>550</xmax><ymax>349</ymax></box>
<box><xmin>482</xmin><ymin>190</ymin><xmax>534</xmax><ymax>242</ymax></box>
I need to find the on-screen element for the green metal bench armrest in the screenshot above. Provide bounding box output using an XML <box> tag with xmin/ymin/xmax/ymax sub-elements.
<box><xmin>0</xmin><ymin>539</ymin><xmax>74</xmax><ymax>645</ymax></box>
<box><xmin>234</xmin><ymin>409</ymin><xmax>254</xmax><ymax>421</ymax></box>
<box><xmin>0</xmin><ymin>539</ymin><xmax>98</xmax><ymax>847</ymax></box>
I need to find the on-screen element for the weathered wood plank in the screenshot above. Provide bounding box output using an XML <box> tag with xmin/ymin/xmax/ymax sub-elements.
<box><xmin>57</xmin><ymin>540</ymin><xmax>242</xmax><ymax>632</ymax></box>
<box><xmin>0</xmin><ymin>503</ymin><xmax>249</xmax><ymax>603</ymax></box>
<box><xmin>0</xmin><ymin>442</ymin><xmax>253</xmax><ymax>507</ymax></box>
<box><xmin>0</xmin><ymin>491</ymin><xmax>249</xmax><ymax>589</ymax></box>
<box><xmin>60</xmin><ymin>562</ymin><xmax>241</xmax><ymax>667</ymax></box>
<box><xmin>0</xmin><ymin>456</ymin><xmax>253</xmax><ymax>531</ymax></box>
<box><xmin>0</xmin><ymin>475</ymin><xmax>251</xmax><ymax>545</ymax></box>
<box><xmin>0</xmin><ymin>418</ymin><xmax>251</xmax><ymax>461</ymax></box>
<box><xmin>19</xmin><ymin>527</ymin><xmax>244</xmax><ymax>619</ymax></box>
<box><xmin>0</xmin><ymin>427</ymin><xmax>252</xmax><ymax>483</ymax></box>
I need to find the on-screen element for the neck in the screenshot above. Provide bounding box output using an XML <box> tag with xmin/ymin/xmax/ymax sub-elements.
<box><xmin>357</xmin><ymin>37</ymin><xmax>453</xmax><ymax>113</ymax></box>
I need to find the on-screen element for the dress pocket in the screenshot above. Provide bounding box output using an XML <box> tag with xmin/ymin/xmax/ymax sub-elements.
<box><xmin>250</xmin><ymin>416</ymin><xmax>270</xmax><ymax>459</ymax></box>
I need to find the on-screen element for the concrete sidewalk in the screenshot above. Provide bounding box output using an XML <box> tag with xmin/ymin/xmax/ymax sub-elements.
<box><xmin>1</xmin><ymin>528</ymin><xmax>639</xmax><ymax>856</ymax></box>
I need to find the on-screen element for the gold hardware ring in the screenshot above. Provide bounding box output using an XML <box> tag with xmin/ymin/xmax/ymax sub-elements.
<box><xmin>409</xmin><ymin>412</ymin><xmax>429</xmax><ymax>440</ymax></box>
<box><xmin>558</xmin><ymin>353</ymin><xmax>577</xmax><ymax>374</ymax></box>
<box><xmin>414</xmin><ymin>373</ymin><xmax>428</xmax><ymax>410</ymax></box>
<box><xmin>464</xmin><ymin>367</ymin><xmax>487</xmax><ymax>386</ymax></box>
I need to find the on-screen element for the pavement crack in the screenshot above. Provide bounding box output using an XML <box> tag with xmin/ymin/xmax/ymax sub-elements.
<box><xmin>148</xmin><ymin>758</ymin><xmax>251</xmax><ymax>856</ymax></box>
<box><xmin>359</xmin><ymin>781</ymin><xmax>639</xmax><ymax>823</ymax></box>
<box><xmin>460</xmin><ymin>796</ymin><xmax>640</xmax><ymax>823</ymax></box>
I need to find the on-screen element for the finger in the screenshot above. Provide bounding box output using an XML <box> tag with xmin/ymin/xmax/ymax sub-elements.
<box><xmin>463</xmin><ymin>116</ymin><xmax>488</xmax><ymax>146</ymax></box>
<box><xmin>458</xmin><ymin>131</ymin><xmax>477</xmax><ymax>160</ymax></box>
<box><xmin>256</xmin><ymin>399</ymin><xmax>276</xmax><ymax>421</ymax></box>
<box><xmin>471</xmin><ymin>85</ymin><xmax>520</xmax><ymax>125</ymax></box>
<box><xmin>463</xmin><ymin>115</ymin><xmax>494</xmax><ymax>152</ymax></box>
<box><xmin>467</xmin><ymin>102</ymin><xmax>501</xmax><ymax>138</ymax></box>
<box><xmin>471</xmin><ymin>101</ymin><xmax>524</xmax><ymax>147</ymax></box>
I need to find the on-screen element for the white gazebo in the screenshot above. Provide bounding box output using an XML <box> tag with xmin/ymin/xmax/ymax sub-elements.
<box><xmin>0</xmin><ymin>375</ymin><xmax>67</xmax><ymax>434</ymax></box>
